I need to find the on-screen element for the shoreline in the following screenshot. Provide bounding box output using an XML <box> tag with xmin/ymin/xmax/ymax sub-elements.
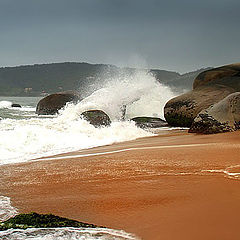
<box><xmin>1</xmin><ymin>130</ymin><xmax>240</xmax><ymax>239</ymax></box>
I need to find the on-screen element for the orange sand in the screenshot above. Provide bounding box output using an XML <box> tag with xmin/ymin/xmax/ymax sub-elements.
<box><xmin>0</xmin><ymin>130</ymin><xmax>240</xmax><ymax>240</ymax></box>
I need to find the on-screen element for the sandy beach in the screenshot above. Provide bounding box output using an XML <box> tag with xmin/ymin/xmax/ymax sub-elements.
<box><xmin>1</xmin><ymin>130</ymin><xmax>240</xmax><ymax>240</ymax></box>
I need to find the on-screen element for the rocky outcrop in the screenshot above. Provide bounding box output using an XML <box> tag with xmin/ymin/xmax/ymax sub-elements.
<box><xmin>189</xmin><ymin>92</ymin><xmax>240</xmax><ymax>134</ymax></box>
<box><xmin>81</xmin><ymin>110</ymin><xmax>111</xmax><ymax>127</ymax></box>
<box><xmin>131</xmin><ymin>117</ymin><xmax>168</xmax><ymax>128</ymax></box>
<box><xmin>164</xmin><ymin>63</ymin><xmax>240</xmax><ymax>127</ymax></box>
<box><xmin>193</xmin><ymin>63</ymin><xmax>240</xmax><ymax>89</ymax></box>
<box><xmin>36</xmin><ymin>91</ymin><xmax>81</xmax><ymax>115</ymax></box>
<box><xmin>164</xmin><ymin>85</ymin><xmax>234</xmax><ymax>127</ymax></box>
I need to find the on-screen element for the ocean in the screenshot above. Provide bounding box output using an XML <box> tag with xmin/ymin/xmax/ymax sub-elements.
<box><xmin>0</xmin><ymin>70</ymin><xmax>176</xmax><ymax>239</ymax></box>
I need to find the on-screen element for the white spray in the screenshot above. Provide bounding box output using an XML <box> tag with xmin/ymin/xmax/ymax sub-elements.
<box><xmin>60</xmin><ymin>69</ymin><xmax>176</xmax><ymax>121</ymax></box>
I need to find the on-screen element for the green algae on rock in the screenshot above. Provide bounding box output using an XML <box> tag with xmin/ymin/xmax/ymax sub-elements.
<box><xmin>0</xmin><ymin>212</ymin><xmax>98</xmax><ymax>231</ymax></box>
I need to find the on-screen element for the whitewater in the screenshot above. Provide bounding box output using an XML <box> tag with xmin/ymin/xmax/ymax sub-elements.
<box><xmin>0</xmin><ymin>70</ymin><xmax>175</xmax><ymax>165</ymax></box>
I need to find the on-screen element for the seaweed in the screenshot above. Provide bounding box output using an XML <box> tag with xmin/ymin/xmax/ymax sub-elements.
<box><xmin>0</xmin><ymin>212</ymin><xmax>99</xmax><ymax>231</ymax></box>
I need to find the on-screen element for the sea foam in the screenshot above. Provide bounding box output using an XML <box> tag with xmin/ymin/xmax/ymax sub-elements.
<box><xmin>0</xmin><ymin>227</ymin><xmax>140</xmax><ymax>240</ymax></box>
<box><xmin>0</xmin><ymin>118</ymin><xmax>153</xmax><ymax>165</ymax></box>
<box><xmin>0</xmin><ymin>196</ymin><xmax>18</xmax><ymax>222</ymax></box>
<box><xmin>0</xmin><ymin>101</ymin><xmax>12</xmax><ymax>109</ymax></box>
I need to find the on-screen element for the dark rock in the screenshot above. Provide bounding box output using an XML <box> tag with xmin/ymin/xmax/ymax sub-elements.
<box><xmin>0</xmin><ymin>212</ymin><xmax>99</xmax><ymax>231</ymax></box>
<box><xmin>164</xmin><ymin>85</ymin><xmax>234</xmax><ymax>127</ymax></box>
<box><xmin>131</xmin><ymin>117</ymin><xmax>168</xmax><ymax>128</ymax></box>
<box><xmin>120</xmin><ymin>105</ymin><xmax>127</xmax><ymax>120</ymax></box>
<box><xmin>164</xmin><ymin>63</ymin><xmax>240</xmax><ymax>127</ymax></box>
<box><xmin>189</xmin><ymin>92</ymin><xmax>240</xmax><ymax>134</ymax></box>
<box><xmin>36</xmin><ymin>91</ymin><xmax>81</xmax><ymax>115</ymax></box>
<box><xmin>81</xmin><ymin>110</ymin><xmax>111</xmax><ymax>127</ymax></box>
<box><xmin>193</xmin><ymin>63</ymin><xmax>240</xmax><ymax>90</ymax></box>
<box><xmin>11</xmin><ymin>103</ymin><xmax>21</xmax><ymax>108</ymax></box>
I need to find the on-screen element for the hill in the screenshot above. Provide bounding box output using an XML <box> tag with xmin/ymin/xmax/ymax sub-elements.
<box><xmin>0</xmin><ymin>62</ymin><xmax>208</xmax><ymax>96</ymax></box>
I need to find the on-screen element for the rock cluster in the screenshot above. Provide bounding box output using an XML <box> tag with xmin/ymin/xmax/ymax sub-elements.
<box><xmin>189</xmin><ymin>92</ymin><xmax>240</xmax><ymax>134</ymax></box>
<box><xmin>164</xmin><ymin>63</ymin><xmax>240</xmax><ymax>133</ymax></box>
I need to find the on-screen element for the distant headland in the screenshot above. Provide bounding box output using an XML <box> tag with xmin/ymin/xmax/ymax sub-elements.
<box><xmin>0</xmin><ymin>62</ymin><xmax>209</xmax><ymax>96</ymax></box>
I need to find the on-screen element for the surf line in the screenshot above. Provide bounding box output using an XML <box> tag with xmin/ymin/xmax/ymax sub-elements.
<box><xmin>38</xmin><ymin>143</ymin><xmax>217</xmax><ymax>161</ymax></box>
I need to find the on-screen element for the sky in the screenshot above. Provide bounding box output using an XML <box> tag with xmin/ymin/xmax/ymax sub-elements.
<box><xmin>0</xmin><ymin>0</ymin><xmax>240</xmax><ymax>73</ymax></box>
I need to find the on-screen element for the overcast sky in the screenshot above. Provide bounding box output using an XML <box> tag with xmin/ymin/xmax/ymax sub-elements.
<box><xmin>0</xmin><ymin>0</ymin><xmax>240</xmax><ymax>73</ymax></box>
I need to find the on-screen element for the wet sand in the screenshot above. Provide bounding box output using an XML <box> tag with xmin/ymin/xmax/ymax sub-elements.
<box><xmin>1</xmin><ymin>130</ymin><xmax>240</xmax><ymax>240</ymax></box>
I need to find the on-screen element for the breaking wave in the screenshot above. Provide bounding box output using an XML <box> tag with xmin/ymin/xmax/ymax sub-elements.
<box><xmin>0</xmin><ymin>70</ymin><xmax>176</xmax><ymax>165</ymax></box>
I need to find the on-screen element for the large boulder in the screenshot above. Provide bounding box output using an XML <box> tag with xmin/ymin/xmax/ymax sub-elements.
<box><xmin>193</xmin><ymin>63</ymin><xmax>240</xmax><ymax>89</ymax></box>
<box><xmin>81</xmin><ymin>110</ymin><xmax>111</xmax><ymax>127</ymax></box>
<box><xmin>36</xmin><ymin>91</ymin><xmax>81</xmax><ymax>115</ymax></box>
<box><xmin>131</xmin><ymin>117</ymin><xmax>168</xmax><ymax>128</ymax></box>
<box><xmin>189</xmin><ymin>92</ymin><xmax>240</xmax><ymax>134</ymax></box>
<box><xmin>164</xmin><ymin>63</ymin><xmax>240</xmax><ymax>127</ymax></box>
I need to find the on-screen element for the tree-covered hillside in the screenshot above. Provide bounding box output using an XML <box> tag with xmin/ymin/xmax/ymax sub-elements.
<box><xmin>0</xmin><ymin>62</ymin><xmax>208</xmax><ymax>96</ymax></box>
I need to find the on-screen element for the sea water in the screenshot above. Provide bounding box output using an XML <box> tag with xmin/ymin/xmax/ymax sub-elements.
<box><xmin>0</xmin><ymin>70</ymin><xmax>176</xmax><ymax>166</ymax></box>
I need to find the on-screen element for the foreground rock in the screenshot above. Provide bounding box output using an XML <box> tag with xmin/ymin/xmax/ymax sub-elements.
<box><xmin>0</xmin><ymin>212</ymin><xmax>98</xmax><ymax>231</ymax></box>
<box><xmin>164</xmin><ymin>63</ymin><xmax>240</xmax><ymax>127</ymax></box>
<box><xmin>36</xmin><ymin>91</ymin><xmax>81</xmax><ymax>115</ymax></box>
<box><xmin>81</xmin><ymin>110</ymin><xmax>111</xmax><ymax>127</ymax></box>
<box><xmin>164</xmin><ymin>85</ymin><xmax>233</xmax><ymax>127</ymax></box>
<box><xmin>189</xmin><ymin>92</ymin><xmax>240</xmax><ymax>134</ymax></box>
<box><xmin>131</xmin><ymin>117</ymin><xmax>168</xmax><ymax>128</ymax></box>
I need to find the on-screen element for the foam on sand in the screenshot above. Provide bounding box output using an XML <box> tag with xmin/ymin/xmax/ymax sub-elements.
<box><xmin>0</xmin><ymin>227</ymin><xmax>140</xmax><ymax>240</ymax></box>
<box><xmin>0</xmin><ymin>196</ymin><xmax>18</xmax><ymax>222</ymax></box>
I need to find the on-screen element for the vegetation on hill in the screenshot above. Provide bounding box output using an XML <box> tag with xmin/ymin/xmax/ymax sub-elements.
<box><xmin>0</xmin><ymin>62</ymin><xmax>209</xmax><ymax>96</ymax></box>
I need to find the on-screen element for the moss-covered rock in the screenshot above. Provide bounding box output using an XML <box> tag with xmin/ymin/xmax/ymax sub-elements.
<box><xmin>0</xmin><ymin>212</ymin><xmax>98</xmax><ymax>231</ymax></box>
